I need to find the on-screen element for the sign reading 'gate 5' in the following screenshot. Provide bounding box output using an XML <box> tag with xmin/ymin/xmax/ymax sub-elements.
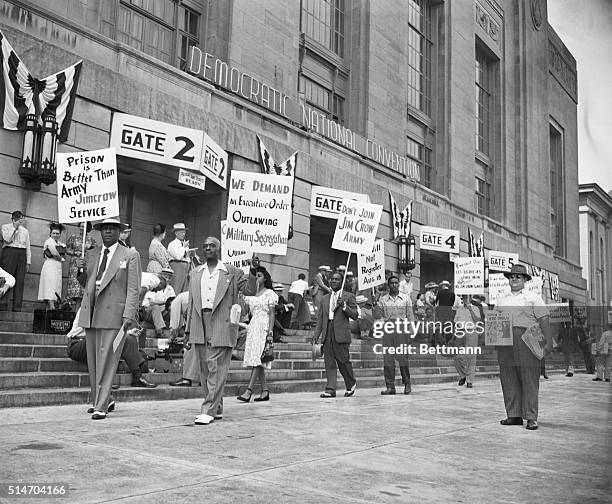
<box><xmin>109</xmin><ymin>113</ymin><xmax>228</xmax><ymax>190</ymax></box>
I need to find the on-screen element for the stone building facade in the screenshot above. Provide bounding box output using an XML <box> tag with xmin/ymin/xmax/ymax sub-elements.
<box><xmin>0</xmin><ymin>0</ymin><xmax>585</xmax><ymax>308</ymax></box>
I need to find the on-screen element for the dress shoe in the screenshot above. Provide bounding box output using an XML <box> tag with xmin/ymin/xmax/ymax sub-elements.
<box><xmin>592</xmin><ymin>377</ymin><xmax>602</xmax><ymax>381</ymax></box>
<box><xmin>320</xmin><ymin>391</ymin><xmax>336</xmax><ymax>398</ymax></box>
<box><xmin>381</xmin><ymin>388</ymin><xmax>396</xmax><ymax>395</ymax></box>
<box><xmin>458</xmin><ymin>377</ymin><xmax>466</xmax><ymax>386</ymax></box>
<box><xmin>214</xmin><ymin>414</ymin><xmax>223</xmax><ymax>420</ymax></box>
<box><xmin>87</xmin><ymin>407</ymin><xmax>94</xmax><ymax>414</ymax></box>
<box><xmin>108</xmin><ymin>400</ymin><xmax>115</xmax><ymax>412</ymax></box>
<box><xmin>131</xmin><ymin>376</ymin><xmax>157</xmax><ymax>388</ymax></box>
<box><xmin>466</xmin><ymin>383</ymin><xmax>473</xmax><ymax>388</ymax></box>
<box><xmin>237</xmin><ymin>388</ymin><xmax>252</xmax><ymax>402</ymax></box>
<box><xmin>404</xmin><ymin>382</ymin><xmax>412</xmax><ymax>395</ymax></box>
<box><xmin>194</xmin><ymin>413</ymin><xmax>214</xmax><ymax>425</ymax></box>
<box><xmin>526</xmin><ymin>420</ymin><xmax>538</xmax><ymax>430</ymax></box>
<box><xmin>111</xmin><ymin>384</ymin><xmax>120</xmax><ymax>390</ymax></box>
<box><xmin>565</xmin><ymin>372</ymin><xmax>573</xmax><ymax>377</ymax></box>
<box><xmin>344</xmin><ymin>383</ymin><xmax>356</xmax><ymax>397</ymax></box>
<box><xmin>542</xmin><ymin>374</ymin><xmax>549</xmax><ymax>379</ymax></box>
<box><xmin>170</xmin><ymin>378</ymin><xmax>192</xmax><ymax>387</ymax></box>
<box><xmin>254</xmin><ymin>390</ymin><xmax>270</xmax><ymax>402</ymax></box>
<box><xmin>91</xmin><ymin>411</ymin><xmax>107</xmax><ymax>420</ymax></box>
<box><xmin>500</xmin><ymin>417</ymin><xmax>523</xmax><ymax>426</ymax></box>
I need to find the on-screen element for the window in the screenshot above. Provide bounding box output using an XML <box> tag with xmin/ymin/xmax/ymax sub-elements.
<box><xmin>589</xmin><ymin>231</ymin><xmax>594</xmax><ymax>299</ymax></box>
<box><xmin>599</xmin><ymin>237</ymin><xmax>606</xmax><ymax>302</ymax></box>
<box><xmin>301</xmin><ymin>0</ymin><xmax>345</xmax><ymax>57</ymax></box>
<box><xmin>549</xmin><ymin>124</ymin><xmax>565</xmax><ymax>256</ymax></box>
<box><xmin>407</xmin><ymin>0</ymin><xmax>432</xmax><ymax>116</ymax></box>
<box><xmin>407</xmin><ymin>137</ymin><xmax>432</xmax><ymax>188</ymax></box>
<box><xmin>475</xmin><ymin>177</ymin><xmax>491</xmax><ymax>216</ymax></box>
<box><xmin>475</xmin><ymin>49</ymin><xmax>492</xmax><ymax>155</ymax></box>
<box><xmin>300</xmin><ymin>75</ymin><xmax>345</xmax><ymax>125</ymax></box>
<box><xmin>105</xmin><ymin>0</ymin><xmax>201</xmax><ymax>68</ymax></box>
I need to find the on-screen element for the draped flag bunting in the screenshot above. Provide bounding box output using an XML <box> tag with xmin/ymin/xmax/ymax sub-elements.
<box><xmin>388</xmin><ymin>191</ymin><xmax>413</xmax><ymax>239</ymax></box>
<box><xmin>256</xmin><ymin>134</ymin><xmax>297</xmax><ymax>177</ymax></box>
<box><xmin>467</xmin><ymin>227</ymin><xmax>484</xmax><ymax>257</ymax></box>
<box><xmin>0</xmin><ymin>29</ymin><xmax>82</xmax><ymax>141</ymax></box>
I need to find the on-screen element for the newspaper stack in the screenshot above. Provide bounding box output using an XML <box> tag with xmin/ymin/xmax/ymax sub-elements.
<box><xmin>521</xmin><ymin>324</ymin><xmax>546</xmax><ymax>360</ymax></box>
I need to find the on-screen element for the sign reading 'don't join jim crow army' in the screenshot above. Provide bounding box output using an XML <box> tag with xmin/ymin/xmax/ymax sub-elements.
<box><xmin>225</xmin><ymin>171</ymin><xmax>293</xmax><ymax>255</ymax></box>
<box><xmin>332</xmin><ymin>199</ymin><xmax>383</xmax><ymax>255</ymax></box>
<box><xmin>56</xmin><ymin>147</ymin><xmax>119</xmax><ymax>223</ymax></box>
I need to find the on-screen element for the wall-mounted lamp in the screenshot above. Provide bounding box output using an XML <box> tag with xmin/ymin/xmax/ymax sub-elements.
<box><xmin>484</xmin><ymin>258</ymin><xmax>490</xmax><ymax>288</ymax></box>
<box><xmin>398</xmin><ymin>234</ymin><xmax>416</xmax><ymax>273</ymax></box>
<box><xmin>18</xmin><ymin>113</ymin><xmax>59</xmax><ymax>191</ymax></box>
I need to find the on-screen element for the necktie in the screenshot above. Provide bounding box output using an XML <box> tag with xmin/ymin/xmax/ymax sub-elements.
<box><xmin>96</xmin><ymin>248</ymin><xmax>109</xmax><ymax>282</ymax></box>
<box><xmin>330</xmin><ymin>292</ymin><xmax>337</xmax><ymax>313</ymax></box>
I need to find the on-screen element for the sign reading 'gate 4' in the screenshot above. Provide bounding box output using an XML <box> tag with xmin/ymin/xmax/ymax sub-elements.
<box><xmin>109</xmin><ymin>113</ymin><xmax>228</xmax><ymax>189</ymax></box>
<box><xmin>419</xmin><ymin>225</ymin><xmax>460</xmax><ymax>253</ymax></box>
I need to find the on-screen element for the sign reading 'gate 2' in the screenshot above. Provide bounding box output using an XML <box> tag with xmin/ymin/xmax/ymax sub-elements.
<box><xmin>419</xmin><ymin>226</ymin><xmax>460</xmax><ymax>253</ymax></box>
<box><xmin>110</xmin><ymin>113</ymin><xmax>228</xmax><ymax>190</ymax></box>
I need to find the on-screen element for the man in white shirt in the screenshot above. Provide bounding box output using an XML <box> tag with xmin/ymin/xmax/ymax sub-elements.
<box><xmin>495</xmin><ymin>264</ymin><xmax>552</xmax><ymax>431</ymax></box>
<box><xmin>0</xmin><ymin>265</ymin><xmax>16</xmax><ymax>299</ymax></box>
<box><xmin>288</xmin><ymin>273</ymin><xmax>310</xmax><ymax>329</ymax></box>
<box><xmin>168</xmin><ymin>223</ymin><xmax>197</xmax><ymax>294</ymax></box>
<box><xmin>141</xmin><ymin>268</ymin><xmax>176</xmax><ymax>335</ymax></box>
<box><xmin>0</xmin><ymin>210</ymin><xmax>31</xmax><ymax>311</ymax></box>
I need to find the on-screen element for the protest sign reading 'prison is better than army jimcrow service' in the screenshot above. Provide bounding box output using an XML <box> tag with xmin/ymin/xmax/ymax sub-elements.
<box><xmin>56</xmin><ymin>147</ymin><xmax>119</xmax><ymax>223</ymax></box>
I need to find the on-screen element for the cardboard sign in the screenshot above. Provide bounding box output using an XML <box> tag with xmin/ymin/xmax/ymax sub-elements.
<box><xmin>332</xmin><ymin>199</ymin><xmax>383</xmax><ymax>255</ymax></box>
<box><xmin>488</xmin><ymin>273</ymin><xmax>511</xmax><ymax>305</ymax></box>
<box><xmin>220</xmin><ymin>220</ymin><xmax>251</xmax><ymax>273</ymax></box>
<box><xmin>548</xmin><ymin>303</ymin><xmax>571</xmax><ymax>324</ymax></box>
<box><xmin>419</xmin><ymin>226</ymin><xmax>460</xmax><ymax>253</ymax></box>
<box><xmin>178</xmin><ymin>168</ymin><xmax>206</xmax><ymax>190</ymax></box>
<box><xmin>224</xmin><ymin>171</ymin><xmax>293</xmax><ymax>255</ymax></box>
<box><xmin>484</xmin><ymin>311</ymin><xmax>512</xmax><ymax>346</ymax></box>
<box><xmin>310</xmin><ymin>186</ymin><xmax>369</xmax><ymax>219</ymax></box>
<box><xmin>110</xmin><ymin>113</ymin><xmax>204</xmax><ymax>171</ymax></box>
<box><xmin>200</xmin><ymin>133</ymin><xmax>229</xmax><ymax>189</ymax></box>
<box><xmin>454</xmin><ymin>257</ymin><xmax>485</xmax><ymax>295</ymax></box>
<box><xmin>56</xmin><ymin>148</ymin><xmax>119</xmax><ymax>223</ymax></box>
<box><xmin>357</xmin><ymin>239</ymin><xmax>386</xmax><ymax>290</ymax></box>
<box><xmin>487</xmin><ymin>251</ymin><xmax>518</xmax><ymax>272</ymax></box>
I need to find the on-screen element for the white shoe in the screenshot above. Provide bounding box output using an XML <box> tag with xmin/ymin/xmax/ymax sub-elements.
<box><xmin>194</xmin><ymin>413</ymin><xmax>215</xmax><ymax>425</ymax></box>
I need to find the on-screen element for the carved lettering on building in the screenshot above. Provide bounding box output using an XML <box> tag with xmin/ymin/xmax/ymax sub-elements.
<box><xmin>475</xmin><ymin>2</ymin><xmax>500</xmax><ymax>46</ymax></box>
<box><xmin>548</xmin><ymin>40</ymin><xmax>577</xmax><ymax>99</ymax></box>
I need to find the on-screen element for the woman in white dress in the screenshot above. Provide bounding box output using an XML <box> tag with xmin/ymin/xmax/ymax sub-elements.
<box><xmin>38</xmin><ymin>222</ymin><xmax>66</xmax><ymax>309</ymax></box>
<box><xmin>237</xmin><ymin>266</ymin><xmax>278</xmax><ymax>402</ymax></box>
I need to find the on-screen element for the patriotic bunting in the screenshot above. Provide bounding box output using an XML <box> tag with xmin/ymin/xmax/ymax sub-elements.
<box><xmin>0</xmin><ymin>29</ymin><xmax>82</xmax><ymax>141</ymax></box>
<box><xmin>388</xmin><ymin>191</ymin><xmax>413</xmax><ymax>239</ymax></box>
<box><xmin>467</xmin><ymin>227</ymin><xmax>484</xmax><ymax>257</ymax></box>
<box><xmin>256</xmin><ymin>134</ymin><xmax>297</xmax><ymax>177</ymax></box>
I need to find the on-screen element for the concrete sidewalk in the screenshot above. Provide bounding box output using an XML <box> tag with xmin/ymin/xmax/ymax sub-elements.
<box><xmin>0</xmin><ymin>376</ymin><xmax>610</xmax><ymax>504</ymax></box>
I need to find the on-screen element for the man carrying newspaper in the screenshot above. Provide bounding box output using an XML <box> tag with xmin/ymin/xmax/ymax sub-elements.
<box><xmin>494</xmin><ymin>264</ymin><xmax>553</xmax><ymax>431</ymax></box>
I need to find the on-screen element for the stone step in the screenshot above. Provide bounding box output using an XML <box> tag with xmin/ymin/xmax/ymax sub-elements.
<box><xmin>0</xmin><ymin>332</ymin><xmax>69</xmax><ymax>345</ymax></box>
<box><xmin>0</xmin><ymin>370</ymin><xmax>512</xmax><ymax>408</ymax></box>
<box><xmin>0</xmin><ymin>310</ymin><xmax>34</xmax><ymax>323</ymax></box>
<box><xmin>0</xmin><ymin>344</ymin><xmax>69</xmax><ymax>358</ymax></box>
<box><xmin>0</xmin><ymin>321</ymin><xmax>35</xmax><ymax>333</ymax></box>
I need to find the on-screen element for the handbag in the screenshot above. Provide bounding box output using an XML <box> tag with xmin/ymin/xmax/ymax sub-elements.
<box><xmin>261</xmin><ymin>337</ymin><xmax>274</xmax><ymax>363</ymax></box>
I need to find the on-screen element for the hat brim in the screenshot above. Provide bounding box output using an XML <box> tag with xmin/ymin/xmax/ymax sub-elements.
<box><xmin>92</xmin><ymin>222</ymin><xmax>121</xmax><ymax>231</ymax></box>
<box><xmin>311</xmin><ymin>343</ymin><xmax>323</xmax><ymax>361</ymax></box>
<box><xmin>504</xmin><ymin>272</ymin><xmax>532</xmax><ymax>281</ymax></box>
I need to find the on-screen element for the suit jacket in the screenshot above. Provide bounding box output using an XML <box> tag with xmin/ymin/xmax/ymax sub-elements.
<box><xmin>186</xmin><ymin>262</ymin><xmax>246</xmax><ymax>347</ymax></box>
<box><xmin>314</xmin><ymin>291</ymin><xmax>358</xmax><ymax>345</ymax></box>
<box><xmin>78</xmin><ymin>244</ymin><xmax>142</xmax><ymax>329</ymax></box>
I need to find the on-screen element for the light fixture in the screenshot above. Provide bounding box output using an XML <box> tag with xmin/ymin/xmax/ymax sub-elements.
<box><xmin>38</xmin><ymin>114</ymin><xmax>59</xmax><ymax>186</ymax></box>
<box><xmin>18</xmin><ymin>113</ymin><xmax>39</xmax><ymax>183</ymax></box>
<box><xmin>398</xmin><ymin>235</ymin><xmax>416</xmax><ymax>273</ymax></box>
<box><xmin>484</xmin><ymin>258</ymin><xmax>490</xmax><ymax>288</ymax></box>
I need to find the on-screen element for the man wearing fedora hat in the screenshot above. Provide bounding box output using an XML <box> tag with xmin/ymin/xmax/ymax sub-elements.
<box><xmin>495</xmin><ymin>263</ymin><xmax>552</xmax><ymax>431</ymax></box>
<box><xmin>76</xmin><ymin>218</ymin><xmax>142</xmax><ymax>420</ymax></box>
<box><xmin>311</xmin><ymin>265</ymin><xmax>332</xmax><ymax>314</ymax></box>
<box><xmin>168</xmin><ymin>222</ymin><xmax>196</xmax><ymax>294</ymax></box>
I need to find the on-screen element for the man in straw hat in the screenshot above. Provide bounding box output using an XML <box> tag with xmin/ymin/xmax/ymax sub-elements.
<box><xmin>168</xmin><ymin>222</ymin><xmax>198</xmax><ymax>294</ymax></box>
<box><xmin>312</xmin><ymin>265</ymin><xmax>332</xmax><ymax>314</ymax></box>
<box><xmin>76</xmin><ymin>218</ymin><xmax>142</xmax><ymax>420</ymax></box>
<box><xmin>495</xmin><ymin>263</ymin><xmax>552</xmax><ymax>431</ymax></box>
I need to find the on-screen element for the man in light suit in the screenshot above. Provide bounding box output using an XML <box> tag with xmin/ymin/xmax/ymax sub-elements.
<box><xmin>77</xmin><ymin>218</ymin><xmax>141</xmax><ymax>420</ymax></box>
<box><xmin>313</xmin><ymin>272</ymin><xmax>359</xmax><ymax>398</ymax></box>
<box><xmin>184</xmin><ymin>236</ymin><xmax>247</xmax><ymax>425</ymax></box>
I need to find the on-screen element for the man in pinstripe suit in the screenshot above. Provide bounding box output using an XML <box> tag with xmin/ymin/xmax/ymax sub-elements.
<box><xmin>184</xmin><ymin>237</ymin><xmax>248</xmax><ymax>425</ymax></box>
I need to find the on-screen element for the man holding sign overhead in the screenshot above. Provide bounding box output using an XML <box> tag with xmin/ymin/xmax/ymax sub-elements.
<box><xmin>76</xmin><ymin>218</ymin><xmax>141</xmax><ymax>420</ymax></box>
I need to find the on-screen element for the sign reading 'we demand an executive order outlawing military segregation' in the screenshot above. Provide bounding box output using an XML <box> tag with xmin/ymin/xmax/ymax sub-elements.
<box><xmin>224</xmin><ymin>171</ymin><xmax>293</xmax><ymax>255</ymax></box>
<box><xmin>56</xmin><ymin>147</ymin><xmax>119</xmax><ymax>223</ymax></box>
